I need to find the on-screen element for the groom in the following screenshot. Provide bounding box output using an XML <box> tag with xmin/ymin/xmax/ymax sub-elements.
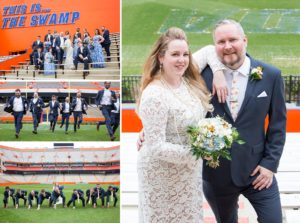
<box><xmin>197</xmin><ymin>20</ymin><xmax>286</xmax><ymax>223</ymax></box>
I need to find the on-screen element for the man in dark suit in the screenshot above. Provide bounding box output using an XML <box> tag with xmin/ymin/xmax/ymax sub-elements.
<box><xmin>67</xmin><ymin>189</ymin><xmax>85</xmax><ymax>208</ymax></box>
<box><xmin>28</xmin><ymin>190</ymin><xmax>39</xmax><ymax>209</ymax></box>
<box><xmin>60</xmin><ymin>96</ymin><xmax>71</xmax><ymax>134</ymax></box>
<box><xmin>44</xmin><ymin>30</ymin><xmax>54</xmax><ymax>44</ymax></box>
<box><xmin>52</xmin><ymin>31</ymin><xmax>61</xmax><ymax>61</ymax></box>
<box><xmin>7</xmin><ymin>89</ymin><xmax>28</xmax><ymax>138</ymax></box>
<box><xmin>95</xmin><ymin>82</ymin><xmax>117</xmax><ymax>141</ymax></box>
<box><xmin>195</xmin><ymin>19</ymin><xmax>286</xmax><ymax>223</ymax></box>
<box><xmin>29</xmin><ymin>92</ymin><xmax>45</xmax><ymax>134</ymax></box>
<box><xmin>105</xmin><ymin>185</ymin><xmax>119</xmax><ymax>208</ymax></box>
<box><xmin>71</xmin><ymin>92</ymin><xmax>88</xmax><ymax>132</ymax></box>
<box><xmin>94</xmin><ymin>184</ymin><xmax>106</xmax><ymax>208</ymax></box>
<box><xmin>34</xmin><ymin>47</ymin><xmax>44</xmax><ymax>71</ymax></box>
<box><xmin>85</xmin><ymin>188</ymin><xmax>97</xmax><ymax>207</ymax></box>
<box><xmin>101</xmin><ymin>26</ymin><xmax>111</xmax><ymax>62</ymax></box>
<box><xmin>50</xmin><ymin>184</ymin><xmax>66</xmax><ymax>209</ymax></box>
<box><xmin>111</xmin><ymin>91</ymin><xmax>120</xmax><ymax>135</ymax></box>
<box><xmin>74</xmin><ymin>41</ymin><xmax>91</xmax><ymax>75</ymax></box>
<box><xmin>15</xmin><ymin>189</ymin><xmax>27</xmax><ymax>209</ymax></box>
<box><xmin>45</xmin><ymin>95</ymin><xmax>60</xmax><ymax>132</ymax></box>
<box><xmin>30</xmin><ymin>36</ymin><xmax>44</xmax><ymax>65</ymax></box>
<box><xmin>3</xmin><ymin>186</ymin><xmax>15</xmax><ymax>208</ymax></box>
<box><xmin>37</xmin><ymin>189</ymin><xmax>51</xmax><ymax>210</ymax></box>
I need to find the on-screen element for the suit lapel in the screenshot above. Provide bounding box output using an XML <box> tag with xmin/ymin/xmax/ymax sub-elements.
<box><xmin>236</xmin><ymin>57</ymin><xmax>259</xmax><ymax>121</ymax></box>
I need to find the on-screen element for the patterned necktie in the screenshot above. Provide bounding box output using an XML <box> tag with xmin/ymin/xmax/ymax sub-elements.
<box><xmin>230</xmin><ymin>71</ymin><xmax>239</xmax><ymax>121</ymax></box>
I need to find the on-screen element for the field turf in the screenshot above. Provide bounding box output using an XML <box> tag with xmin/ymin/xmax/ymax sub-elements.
<box><xmin>0</xmin><ymin>123</ymin><xmax>120</xmax><ymax>141</ymax></box>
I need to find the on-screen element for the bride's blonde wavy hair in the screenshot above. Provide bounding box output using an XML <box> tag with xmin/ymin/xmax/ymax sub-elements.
<box><xmin>137</xmin><ymin>27</ymin><xmax>213</xmax><ymax>112</ymax></box>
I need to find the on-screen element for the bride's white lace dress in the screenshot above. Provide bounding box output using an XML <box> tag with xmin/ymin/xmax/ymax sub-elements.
<box><xmin>137</xmin><ymin>45</ymin><xmax>223</xmax><ymax>223</ymax></box>
<box><xmin>138</xmin><ymin>81</ymin><xmax>206</xmax><ymax>223</ymax></box>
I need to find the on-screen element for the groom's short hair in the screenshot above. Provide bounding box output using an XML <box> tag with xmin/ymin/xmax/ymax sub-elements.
<box><xmin>213</xmin><ymin>19</ymin><xmax>245</xmax><ymax>41</ymax></box>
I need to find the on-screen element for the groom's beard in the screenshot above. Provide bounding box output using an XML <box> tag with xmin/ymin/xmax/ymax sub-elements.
<box><xmin>221</xmin><ymin>49</ymin><xmax>247</xmax><ymax>70</ymax></box>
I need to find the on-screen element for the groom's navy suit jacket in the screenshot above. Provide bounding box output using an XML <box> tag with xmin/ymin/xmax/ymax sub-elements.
<box><xmin>201</xmin><ymin>56</ymin><xmax>286</xmax><ymax>187</ymax></box>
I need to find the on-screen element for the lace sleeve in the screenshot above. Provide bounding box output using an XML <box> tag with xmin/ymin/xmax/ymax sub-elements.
<box><xmin>193</xmin><ymin>45</ymin><xmax>226</xmax><ymax>73</ymax></box>
<box><xmin>139</xmin><ymin>86</ymin><xmax>197</xmax><ymax>165</ymax></box>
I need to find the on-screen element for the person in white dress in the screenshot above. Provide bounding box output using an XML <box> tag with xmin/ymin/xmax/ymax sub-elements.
<box><xmin>64</xmin><ymin>34</ymin><xmax>74</xmax><ymax>69</ymax></box>
<box><xmin>137</xmin><ymin>27</ymin><xmax>226</xmax><ymax>223</ymax></box>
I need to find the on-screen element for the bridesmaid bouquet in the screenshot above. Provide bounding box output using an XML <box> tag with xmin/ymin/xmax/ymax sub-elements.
<box><xmin>187</xmin><ymin>116</ymin><xmax>244</xmax><ymax>168</ymax></box>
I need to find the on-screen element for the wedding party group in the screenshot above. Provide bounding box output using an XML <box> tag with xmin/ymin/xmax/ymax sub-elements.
<box><xmin>4</xmin><ymin>82</ymin><xmax>120</xmax><ymax>140</ymax></box>
<box><xmin>137</xmin><ymin>19</ymin><xmax>286</xmax><ymax>223</ymax></box>
<box><xmin>3</xmin><ymin>184</ymin><xmax>119</xmax><ymax>209</ymax></box>
<box><xmin>29</xmin><ymin>26</ymin><xmax>111</xmax><ymax>75</ymax></box>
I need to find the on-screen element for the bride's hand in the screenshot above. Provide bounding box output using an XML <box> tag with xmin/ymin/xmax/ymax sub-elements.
<box><xmin>212</xmin><ymin>70</ymin><xmax>228</xmax><ymax>103</ymax></box>
<box><xmin>137</xmin><ymin>130</ymin><xmax>145</xmax><ymax>151</ymax></box>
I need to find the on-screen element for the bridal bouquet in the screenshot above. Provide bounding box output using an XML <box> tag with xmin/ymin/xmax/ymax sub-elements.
<box><xmin>187</xmin><ymin>116</ymin><xmax>244</xmax><ymax>168</ymax></box>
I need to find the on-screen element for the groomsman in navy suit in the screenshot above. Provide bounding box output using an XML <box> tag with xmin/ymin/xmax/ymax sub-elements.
<box><xmin>15</xmin><ymin>189</ymin><xmax>27</xmax><ymax>208</ymax></box>
<box><xmin>45</xmin><ymin>95</ymin><xmax>60</xmax><ymax>132</ymax></box>
<box><xmin>28</xmin><ymin>190</ymin><xmax>39</xmax><ymax>209</ymax></box>
<box><xmin>37</xmin><ymin>189</ymin><xmax>51</xmax><ymax>210</ymax></box>
<box><xmin>111</xmin><ymin>91</ymin><xmax>120</xmax><ymax>135</ymax></box>
<box><xmin>44</xmin><ymin>30</ymin><xmax>54</xmax><ymax>45</ymax></box>
<box><xmin>60</xmin><ymin>96</ymin><xmax>71</xmax><ymax>134</ymax></box>
<box><xmin>101</xmin><ymin>26</ymin><xmax>111</xmax><ymax>62</ymax></box>
<box><xmin>29</xmin><ymin>92</ymin><xmax>45</xmax><ymax>134</ymax></box>
<box><xmin>8</xmin><ymin>89</ymin><xmax>28</xmax><ymax>138</ymax></box>
<box><xmin>71</xmin><ymin>92</ymin><xmax>88</xmax><ymax>132</ymax></box>
<box><xmin>105</xmin><ymin>185</ymin><xmax>119</xmax><ymax>207</ymax></box>
<box><xmin>74</xmin><ymin>41</ymin><xmax>91</xmax><ymax>75</ymax></box>
<box><xmin>3</xmin><ymin>186</ymin><xmax>15</xmax><ymax>208</ymax></box>
<box><xmin>30</xmin><ymin>36</ymin><xmax>44</xmax><ymax>64</ymax></box>
<box><xmin>34</xmin><ymin>47</ymin><xmax>44</xmax><ymax>71</ymax></box>
<box><xmin>52</xmin><ymin>31</ymin><xmax>61</xmax><ymax>61</ymax></box>
<box><xmin>67</xmin><ymin>189</ymin><xmax>85</xmax><ymax>208</ymax></box>
<box><xmin>195</xmin><ymin>19</ymin><xmax>286</xmax><ymax>223</ymax></box>
<box><xmin>95</xmin><ymin>82</ymin><xmax>117</xmax><ymax>141</ymax></box>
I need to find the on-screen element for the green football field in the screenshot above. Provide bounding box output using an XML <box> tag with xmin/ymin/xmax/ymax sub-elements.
<box><xmin>0</xmin><ymin>184</ymin><xmax>120</xmax><ymax>223</ymax></box>
<box><xmin>123</xmin><ymin>0</ymin><xmax>300</xmax><ymax>75</ymax></box>
<box><xmin>0</xmin><ymin>123</ymin><xmax>120</xmax><ymax>141</ymax></box>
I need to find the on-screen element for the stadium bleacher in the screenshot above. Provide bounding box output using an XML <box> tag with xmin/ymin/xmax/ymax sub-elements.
<box><xmin>0</xmin><ymin>33</ymin><xmax>120</xmax><ymax>80</ymax></box>
<box><xmin>0</xmin><ymin>145</ymin><xmax>120</xmax><ymax>185</ymax></box>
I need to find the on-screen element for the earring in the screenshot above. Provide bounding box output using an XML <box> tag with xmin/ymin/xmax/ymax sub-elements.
<box><xmin>160</xmin><ymin>63</ymin><xmax>163</xmax><ymax>74</ymax></box>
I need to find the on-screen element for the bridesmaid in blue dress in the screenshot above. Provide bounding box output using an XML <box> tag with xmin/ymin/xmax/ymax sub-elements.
<box><xmin>73</xmin><ymin>35</ymin><xmax>80</xmax><ymax>60</ymax></box>
<box><xmin>44</xmin><ymin>47</ymin><xmax>55</xmax><ymax>75</ymax></box>
<box><xmin>90</xmin><ymin>29</ymin><xmax>105</xmax><ymax>68</ymax></box>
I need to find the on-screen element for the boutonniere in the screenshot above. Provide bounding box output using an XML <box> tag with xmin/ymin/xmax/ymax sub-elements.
<box><xmin>250</xmin><ymin>66</ymin><xmax>263</xmax><ymax>81</ymax></box>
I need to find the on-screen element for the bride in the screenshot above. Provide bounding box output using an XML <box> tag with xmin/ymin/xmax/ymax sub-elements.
<box><xmin>137</xmin><ymin>27</ymin><xmax>225</xmax><ymax>222</ymax></box>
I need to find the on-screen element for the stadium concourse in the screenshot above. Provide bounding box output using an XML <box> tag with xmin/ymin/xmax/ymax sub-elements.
<box><xmin>0</xmin><ymin>81</ymin><xmax>120</xmax><ymax>124</ymax></box>
<box><xmin>121</xmin><ymin>104</ymin><xmax>300</xmax><ymax>223</ymax></box>
<box><xmin>0</xmin><ymin>143</ymin><xmax>120</xmax><ymax>185</ymax></box>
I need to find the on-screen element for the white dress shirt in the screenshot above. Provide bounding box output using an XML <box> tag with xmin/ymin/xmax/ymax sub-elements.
<box><xmin>13</xmin><ymin>97</ymin><xmax>23</xmax><ymax>112</ymax></box>
<box><xmin>225</xmin><ymin>56</ymin><xmax>250</xmax><ymax>114</ymax></box>
<box><xmin>74</xmin><ymin>98</ymin><xmax>82</xmax><ymax>111</ymax></box>
<box><xmin>101</xmin><ymin>89</ymin><xmax>112</xmax><ymax>105</ymax></box>
<box><xmin>63</xmin><ymin>103</ymin><xmax>70</xmax><ymax>113</ymax></box>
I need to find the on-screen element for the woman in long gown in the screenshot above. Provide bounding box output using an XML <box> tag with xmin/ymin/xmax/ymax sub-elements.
<box><xmin>44</xmin><ymin>47</ymin><xmax>55</xmax><ymax>75</ymax></box>
<box><xmin>137</xmin><ymin>27</ymin><xmax>225</xmax><ymax>223</ymax></box>
<box><xmin>90</xmin><ymin>29</ymin><xmax>105</xmax><ymax>68</ymax></box>
<box><xmin>64</xmin><ymin>35</ymin><xmax>74</xmax><ymax>69</ymax></box>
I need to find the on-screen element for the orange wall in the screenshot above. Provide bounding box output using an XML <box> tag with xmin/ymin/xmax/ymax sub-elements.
<box><xmin>122</xmin><ymin>109</ymin><xmax>300</xmax><ymax>133</ymax></box>
<box><xmin>0</xmin><ymin>0</ymin><xmax>120</xmax><ymax>55</ymax></box>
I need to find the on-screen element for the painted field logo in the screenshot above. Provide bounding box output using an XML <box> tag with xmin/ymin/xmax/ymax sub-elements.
<box><xmin>158</xmin><ymin>9</ymin><xmax>300</xmax><ymax>34</ymax></box>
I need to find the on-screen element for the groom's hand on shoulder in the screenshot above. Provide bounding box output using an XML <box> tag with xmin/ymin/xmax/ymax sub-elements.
<box><xmin>251</xmin><ymin>165</ymin><xmax>274</xmax><ymax>190</ymax></box>
<box><xmin>137</xmin><ymin>130</ymin><xmax>145</xmax><ymax>151</ymax></box>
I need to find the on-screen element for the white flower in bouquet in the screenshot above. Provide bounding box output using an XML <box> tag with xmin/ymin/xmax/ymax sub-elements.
<box><xmin>187</xmin><ymin>116</ymin><xmax>244</xmax><ymax>168</ymax></box>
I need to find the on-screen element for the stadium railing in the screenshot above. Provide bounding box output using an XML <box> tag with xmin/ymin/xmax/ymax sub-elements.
<box><xmin>122</xmin><ymin>75</ymin><xmax>300</xmax><ymax>104</ymax></box>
